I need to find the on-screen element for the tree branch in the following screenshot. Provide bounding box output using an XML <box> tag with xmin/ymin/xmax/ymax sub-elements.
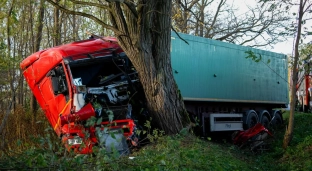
<box><xmin>206</xmin><ymin>0</ymin><xmax>226</xmax><ymax>35</ymax></box>
<box><xmin>124</xmin><ymin>0</ymin><xmax>138</xmax><ymax>19</ymax></box>
<box><xmin>68</xmin><ymin>0</ymin><xmax>110</xmax><ymax>10</ymax></box>
<box><xmin>46</xmin><ymin>0</ymin><xmax>121</xmax><ymax>34</ymax></box>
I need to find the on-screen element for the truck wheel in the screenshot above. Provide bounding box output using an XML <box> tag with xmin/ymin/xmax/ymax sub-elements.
<box><xmin>245</xmin><ymin>111</ymin><xmax>258</xmax><ymax>129</ymax></box>
<box><xmin>260</xmin><ymin>115</ymin><xmax>269</xmax><ymax>128</ymax></box>
<box><xmin>271</xmin><ymin>113</ymin><xmax>282</xmax><ymax>126</ymax></box>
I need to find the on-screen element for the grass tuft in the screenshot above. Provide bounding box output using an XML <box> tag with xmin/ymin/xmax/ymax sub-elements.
<box><xmin>1</xmin><ymin>109</ymin><xmax>312</xmax><ymax>170</ymax></box>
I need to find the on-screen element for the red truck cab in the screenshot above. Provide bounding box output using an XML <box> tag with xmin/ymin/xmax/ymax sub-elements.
<box><xmin>20</xmin><ymin>37</ymin><xmax>145</xmax><ymax>154</ymax></box>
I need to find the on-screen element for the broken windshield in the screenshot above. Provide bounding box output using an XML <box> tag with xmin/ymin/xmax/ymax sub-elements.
<box><xmin>66</xmin><ymin>54</ymin><xmax>143</xmax><ymax>123</ymax></box>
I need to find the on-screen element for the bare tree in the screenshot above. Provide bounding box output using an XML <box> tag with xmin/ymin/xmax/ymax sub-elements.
<box><xmin>283</xmin><ymin>0</ymin><xmax>312</xmax><ymax>149</ymax></box>
<box><xmin>53</xmin><ymin>0</ymin><xmax>62</xmax><ymax>46</ymax></box>
<box><xmin>29</xmin><ymin>0</ymin><xmax>45</xmax><ymax>120</ymax></box>
<box><xmin>0</xmin><ymin>0</ymin><xmax>16</xmax><ymax>143</ymax></box>
<box><xmin>0</xmin><ymin>0</ymin><xmax>89</xmax><ymax>148</ymax></box>
<box><xmin>173</xmin><ymin>0</ymin><xmax>290</xmax><ymax>47</ymax></box>
<box><xmin>172</xmin><ymin>0</ymin><xmax>199</xmax><ymax>33</ymax></box>
<box><xmin>46</xmin><ymin>0</ymin><xmax>190</xmax><ymax>134</ymax></box>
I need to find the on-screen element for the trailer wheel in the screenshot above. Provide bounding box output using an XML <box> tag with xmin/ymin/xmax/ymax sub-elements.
<box><xmin>260</xmin><ymin>115</ymin><xmax>269</xmax><ymax>128</ymax></box>
<box><xmin>245</xmin><ymin>111</ymin><xmax>258</xmax><ymax>129</ymax></box>
<box><xmin>271</xmin><ymin>113</ymin><xmax>282</xmax><ymax>126</ymax></box>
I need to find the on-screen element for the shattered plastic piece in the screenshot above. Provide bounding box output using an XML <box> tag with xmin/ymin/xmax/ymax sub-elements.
<box><xmin>126</xmin><ymin>104</ymin><xmax>132</xmax><ymax>119</ymax></box>
<box><xmin>98</xmin><ymin>130</ymin><xmax>129</xmax><ymax>155</ymax></box>
<box><xmin>73</xmin><ymin>78</ymin><xmax>82</xmax><ymax>85</ymax></box>
<box><xmin>232</xmin><ymin>123</ymin><xmax>272</xmax><ymax>150</ymax></box>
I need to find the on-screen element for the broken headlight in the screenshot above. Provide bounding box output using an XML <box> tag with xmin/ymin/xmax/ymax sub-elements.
<box><xmin>67</xmin><ymin>136</ymin><xmax>83</xmax><ymax>145</ymax></box>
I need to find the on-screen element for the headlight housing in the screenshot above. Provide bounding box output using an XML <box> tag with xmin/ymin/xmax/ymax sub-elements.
<box><xmin>67</xmin><ymin>136</ymin><xmax>83</xmax><ymax>145</ymax></box>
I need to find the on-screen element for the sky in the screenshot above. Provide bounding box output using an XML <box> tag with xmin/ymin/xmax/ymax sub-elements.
<box><xmin>233</xmin><ymin>0</ymin><xmax>311</xmax><ymax>56</ymax></box>
<box><xmin>272</xmin><ymin>40</ymin><xmax>295</xmax><ymax>55</ymax></box>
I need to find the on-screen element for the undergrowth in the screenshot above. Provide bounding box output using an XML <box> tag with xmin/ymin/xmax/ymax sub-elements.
<box><xmin>236</xmin><ymin>111</ymin><xmax>312</xmax><ymax>171</ymax></box>
<box><xmin>1</xmin><ymin>110</ymin><xmax>312</xmax><ymax>170</ymax></box>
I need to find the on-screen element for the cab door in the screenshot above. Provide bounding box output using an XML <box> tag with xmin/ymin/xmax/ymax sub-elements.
<box><xmin>39</xmin><ymin>63</ymin><xmax>72</xmax><ymax>135</ymax></box>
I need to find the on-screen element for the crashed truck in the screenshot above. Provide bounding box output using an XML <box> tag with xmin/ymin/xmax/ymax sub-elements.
<box><xmin>20</xmin><ymin>32</ymin><xmax>288</xmax><ymax>154</ymax></box>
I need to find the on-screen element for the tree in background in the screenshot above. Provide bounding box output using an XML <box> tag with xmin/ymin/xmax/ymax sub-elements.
<box><xmin>299</xmin><ymin>44</ymin><xmax>312</xmax><ymax>60</ymax></box>
<box><xmin>29</xmin><ymin>0</ymin><xmax>45</xmax><ymax>118</ymax></box>
<box><xmin>279</xmin><ymin>0</ymin><xmax>311</xmax><ymax>148</ymax></box>
<box><xmin>172</xmin><ymin>0</ymin><xmax>289</xmax><ymax>47</ymax></box>
<box><xmin>0</xmin><ymin>0</ymin><xmax>103</xmax><ymax>149</ymax></box>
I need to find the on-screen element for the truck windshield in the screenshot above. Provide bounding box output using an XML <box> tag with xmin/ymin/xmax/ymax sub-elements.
<box><xmin>67</xmin><ymin>55</ymin><xmax>141</xmax><ymax>121</ymax></box>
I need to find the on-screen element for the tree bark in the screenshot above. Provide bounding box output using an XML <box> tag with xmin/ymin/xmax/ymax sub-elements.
<box><xmin>30</xmin><ymin>0</ymin><xmax>45</xmax><ymax>121</ymax></box>
<box><xmin>111</xmin><ymin>1</ymin><xmax>190</xmax><ymax>134</ymax></box>
<box><xmin>53</xmin><ymin>0</ymin><xmax>61</xmax><ymax>46</ymax></box>
<box><xmin>283</xmin><ymin>0</ymin><xmax>304</xmax><ymax>149</ymax></box>
<box><xmin>7</xmin><ymin>0</ymin><xmax>15</xmax><ymax>111</ymax></box>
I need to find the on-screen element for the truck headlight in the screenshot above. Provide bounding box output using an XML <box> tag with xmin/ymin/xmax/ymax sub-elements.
<box><xmin>67</xmin><ymin>136</ymin><xmax>83</xmax><ymax>145</ymax></box>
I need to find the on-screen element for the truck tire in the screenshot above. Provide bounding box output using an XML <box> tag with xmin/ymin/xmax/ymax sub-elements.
<box><xmin>245</xmin><ymin>110</ymin><xmax>259</xmax><ymax>129</ymax></box>
<box><xmin>271</xmin><ymin>113</ymin><xmax>282</xmax><ymax>126</ymax></box>
<box><xmin>260</xmin><ymin>115</ymin><xmax>269</xmax><ymax>128</ymax></box>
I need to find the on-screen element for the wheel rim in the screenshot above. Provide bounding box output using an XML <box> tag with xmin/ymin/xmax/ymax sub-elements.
<box><xmin>274</xmin><ymin>114</ymin><xmax>282</xmax><ymax>125</ymax></box>
<box><xmin>248</xmin><ymin>114</ymin><xmax>258</xmax><ymax>128</ymax></box>
<box><xmin>261</xmin><ymin>115</ymin><xmax>269</xmax><ymax>128</ymax></box>
<box><xmin>250</xmin><ymin>117</ymin><xmax>257</xmax><ymax>128</ymax></box>
<box><xmin>245</xmin><ymin>110</ymin><xmax>259</xmax><ymax>129</ymax></box>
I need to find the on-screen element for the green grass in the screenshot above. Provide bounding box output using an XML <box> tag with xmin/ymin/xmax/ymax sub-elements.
<box><xmin>1</xmin><ymin>111</ymin><xmax>312</xmax><ymax>171</ymax></box>
<box><xmin>243</xmin><ymin>111</ymin><xmax>312</xmax><ymax>171</ymax></box>
<box><xmin>129</xmin><ymin>135</ymin><xmax>252</xmax><ymax>171</ymax></box>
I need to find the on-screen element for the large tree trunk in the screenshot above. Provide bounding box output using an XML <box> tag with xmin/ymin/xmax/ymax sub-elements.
<box><xmin>110</xmin><ymin>0</ymin><xmax>190</xmax><ymax>134</ymax></box>
<box><xmin>134</xmin><ymin>46</ymin><xmax>189</xmax><ymax>134</ymax></box>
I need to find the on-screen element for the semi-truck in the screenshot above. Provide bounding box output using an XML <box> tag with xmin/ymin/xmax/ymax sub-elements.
<box><xmin>20</xmin><ymin>32</ymin><xmax>288</xmax><ymax>154</ymax></box>
<box><xmin>296</xmin><ymin>60</ymin><xmax>312</xmax><ymax>112</ymax></box>
<box><xmin>171</xmin><ymin>32</ymin><xmax>288</xmax><ymax>135</ymax></box>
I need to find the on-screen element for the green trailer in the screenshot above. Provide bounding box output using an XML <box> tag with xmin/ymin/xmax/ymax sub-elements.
<box><xmin>171</xmin><ymin>32</ymin><xmax>288</xmax><ymax>133</ymax></box>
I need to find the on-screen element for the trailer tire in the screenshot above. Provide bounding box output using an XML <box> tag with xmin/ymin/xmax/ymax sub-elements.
<box><xmin>245</xmin><ymin>111</ymin><xmax>259</xmax><ymax>129</ymax></box>
<box><xmin>271</xmin><ymin>113</ymin><xmax>282</xmax><ymax>126</ymax></box>
<box><xmin>261</xmin><ymin>115</ymin><xmax>269</xmax><ymax>128</ymax></box>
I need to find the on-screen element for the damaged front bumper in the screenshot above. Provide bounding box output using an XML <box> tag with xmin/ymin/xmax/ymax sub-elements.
<box><xmin>61</xmin><ymin>118</ymin><xmax>138</xmax><ymax>154</ymax></box>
